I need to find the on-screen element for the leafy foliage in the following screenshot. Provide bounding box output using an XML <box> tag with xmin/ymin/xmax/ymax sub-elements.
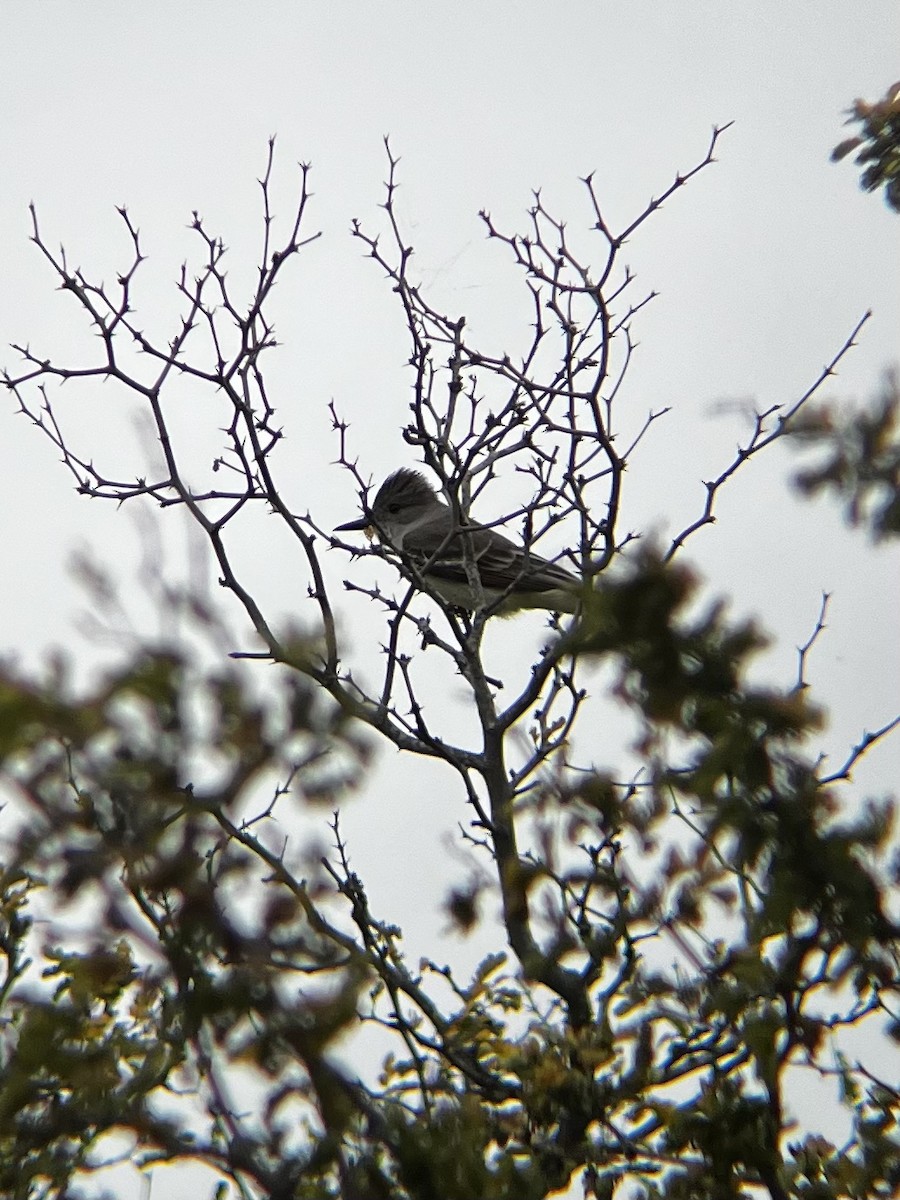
<box><xmin>787</xmin><ymin>370</ymin><xmax>900</xmax><ymax>541</ymax></box>
<box><xmin>0</xmin><ymin>648</ymin><xmax>370</xmax><ymax>1198</ymax></box>
<box><xmin>832</xmin><ymin>81</ymin><xmax>900</xmax><ymax>212</ymax></box>
<box><xmin>0</xmin><ymin>565</ymin><xmax>897</xmax><ymax>1199</ymax></box>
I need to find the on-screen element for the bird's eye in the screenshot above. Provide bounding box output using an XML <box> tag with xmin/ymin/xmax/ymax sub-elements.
<box><xmin>387</xmin><ymin>503</ymin><xmax>401</xmax><ymax>514</ymax></box>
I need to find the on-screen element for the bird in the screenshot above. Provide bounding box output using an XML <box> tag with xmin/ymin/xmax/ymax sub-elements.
<box><xmin>335</xmin><ymin>468</ymin><xmax>582</xmax><ymax>616</ymax></box>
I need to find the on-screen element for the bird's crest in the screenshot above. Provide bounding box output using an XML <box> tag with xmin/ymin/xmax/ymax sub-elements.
<box><xmin>375</xmin><ymin>469</ymin><xmax>437</xmax><ymax>510</ymax></box>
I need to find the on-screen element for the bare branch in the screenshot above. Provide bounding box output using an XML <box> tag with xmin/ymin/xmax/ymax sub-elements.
<box><xmin>820</xmin><ymin>714</ymin><xmax>900</xmax><ymax>783</ymax></box>
<box><xmin>667</xmin><ymin>311</ymin><xmax>872</xmax><ymax>558</ymax></box>
<box><xmin>794</xmin><ymin>592</ymin><xmax>831</xmax><ymax>692</ymax></box>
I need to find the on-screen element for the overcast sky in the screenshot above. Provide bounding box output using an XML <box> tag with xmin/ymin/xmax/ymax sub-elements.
<box><xmin>2</xmin><ymin>5</ymin><xmax>899</xmax><ymax>1197</ymax></box>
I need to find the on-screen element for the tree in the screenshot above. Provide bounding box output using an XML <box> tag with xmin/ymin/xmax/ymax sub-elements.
<box><xmin>2</xmin><ymin>132</ymin><xmax>898</xmax><ymax>1200</ymax></box>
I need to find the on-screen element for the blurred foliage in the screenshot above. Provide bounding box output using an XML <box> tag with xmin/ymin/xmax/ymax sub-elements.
<box><xmin>832</xmin><ymin>80</ymin><xmax>900</xmax><ymax>212</ymax></box>
<box><xmin>0</xmin><ymin>565</ymin><xmax>897</xmax><ymax>1200</ymax></box>
<box><xmin>787</xmin><ymin>370</ymin><xmax>900</xmax><ymax>541</ymax></box>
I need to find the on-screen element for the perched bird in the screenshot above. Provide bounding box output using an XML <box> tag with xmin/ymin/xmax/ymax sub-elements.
<box><xmin>336</xmin><ymin>468</ymin><xmax>582</xmax><ymax>615</ymax></box>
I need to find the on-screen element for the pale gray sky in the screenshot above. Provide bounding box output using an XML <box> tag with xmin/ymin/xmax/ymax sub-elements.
<box><xmin>1</xmin><ymin>5</ymin><xmax>898</xmax><ymax>1197</ymax></box>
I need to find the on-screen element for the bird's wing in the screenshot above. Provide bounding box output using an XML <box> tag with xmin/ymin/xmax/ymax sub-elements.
<box><xmin>404</xmin><ymin>521</ymin><xmax>578</xmax><ymax>594</ymax></box>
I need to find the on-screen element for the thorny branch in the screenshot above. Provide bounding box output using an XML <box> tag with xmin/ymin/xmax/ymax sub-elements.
<box><xmin>667</xmin><ymin>311</ymin><xmax>872</xmax><ymax>559</ymax></box>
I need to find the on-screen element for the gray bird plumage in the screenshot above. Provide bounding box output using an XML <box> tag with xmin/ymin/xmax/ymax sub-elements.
<box><xmin>336</xmin><ymin>469</ymin><xmax>582</xmax><ymax>615</ymax></box>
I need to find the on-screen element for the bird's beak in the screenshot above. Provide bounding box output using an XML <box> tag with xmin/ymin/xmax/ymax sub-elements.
<box><xmin>335</xmin><ymin>515</ymin><xmax>374</xmax><ymax>535</ymax></box>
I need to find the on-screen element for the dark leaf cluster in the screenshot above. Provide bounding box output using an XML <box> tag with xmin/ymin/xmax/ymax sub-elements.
<box><xmin>788</xmin><ymin>370</ymin><xmax>900</xmax><ymax>541</ymax></box>
<box><xmin>832</xmin><ymin>81</ymin><xmax>900</xmax><ymax>212</ymax></box>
